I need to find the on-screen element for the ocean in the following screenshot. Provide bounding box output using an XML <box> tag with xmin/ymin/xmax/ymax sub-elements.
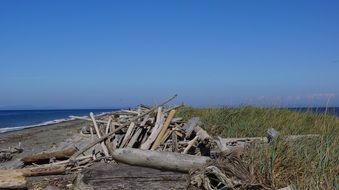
<box><xmin>288</xmin><ymin>107</ymin><xmax>339</xmax><ymax>117</ymax></box>
<box><xmin>0</xmin><ymin>107</ymin><xmax>338</xmax><ymax>134</ymax></box>
<box><xmin>0</xmin><ymin>109</ymin><xmax>118</xmax><ymax>133</ymax></box>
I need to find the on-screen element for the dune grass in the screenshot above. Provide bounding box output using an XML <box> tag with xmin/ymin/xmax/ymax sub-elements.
<box><xmin>177</xmin><ymin>107</ymin><xmax>338</xmax><ymax>189</ymax></box>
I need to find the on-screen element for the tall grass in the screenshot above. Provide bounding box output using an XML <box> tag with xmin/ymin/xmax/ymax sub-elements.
<box><xmin>177</xmin><ymin>106</ymin><xmax>338</xmax><ymax>189</ymax></box>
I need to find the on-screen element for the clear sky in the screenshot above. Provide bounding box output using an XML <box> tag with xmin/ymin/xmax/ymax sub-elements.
<box><xmin>1</xmin><ymin>0</ymin><xmax>339</xmax><ymax>109</ymax></box>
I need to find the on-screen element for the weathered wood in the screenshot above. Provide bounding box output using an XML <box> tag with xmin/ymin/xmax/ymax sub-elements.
<box><xmin>111</xmin><ymin>148</ymin><xmax>211</xmax><ymax>173</ymax></box>
<box><xmin>20</xmin><ymin>165</ymin><xmax>66</xmax><ymax>177</ymax></box>
<box><xmin>105</xmin><ymin>117</ymin><xmax>112</xmax><ymax>134</ymax></box>
<box><xmin>194</xmin><ymin>125</ymin><xmax>211</xmax><ymax>141</ymax></box>
<box><xmin>151</xmin><ymin>109</ymin><xmax>177</xmax><ymax>150</ymax></box>
<box><xmin>119</xmin><ymin>122</ymin><xmax>136</xmax><ymax>148</ymax></box>
<box><xmin>21</xmin><ymin>147</ymin><xmax>77</xmax><ymax>164</ymax></box>
<box><xmin>0</xmin><ymin>165</ymin><xmax>66</xmax><ymax>178</ymax></box>
<box><xmin>183</xmin><ymin>136</ymin><xmax>199</xmax><ymax>154</ymax></box>
<box><xmin>0</xmin><ymin>170</ymin><xmax>26</xmax><ymax>189</ymax></box>
<box><xmin>127</xmin><ymin>128</ymin><xmax>142</xmax><ymax>148</ymax></box>
<box><xmin>216</xmin><ymin>134</ymin><xmax>320</xmax><ymax>153</ymax></box>
<box><xmin>172</xmin><ymin>131</ymin><xmax>178</xmax><ymax>152</ymax></box>
<box><xmin>140</xmin><ymin>114</ymin><xmax>150</xmax><ymax>126</ymax></box>
<box><xmin>159</xmin><ymin>129</ymin><xmax>172</xmax><ymax>145</ymax></box>
<box><xmin>182</xmin><ymin>117</ymin><xmax>200</xmax><ymax>138</ymax></box>
<box><xmin>121</xmin><ymin>110</ymin><xmax>140</xmax><ymax>115</ymax></box>
<box><xmin>76</xmin><ymin>163</ymin><xmax>186</xmax><ymax>190</ymax></box>
<box><xmin>140</xmin><ymin>107</ymin><xmax>165</xmax><ymax>150</ymax></box>
<box><xmin>90</xmin><ymin>112</ymin><xmax>110</xmax><ymax>157</ymax></box>
<box><xmin>70</xmin><ymin>94</ymin><xmax>178</xmax><ymax>160</ymax></box>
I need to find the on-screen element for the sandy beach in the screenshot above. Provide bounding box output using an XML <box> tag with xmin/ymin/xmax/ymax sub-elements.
<box><xmin>0</xmin><ymin>120</ymin><xmax>89</xmax><ymax>158</ymax></box>
<box><xmin>0</xmin><ymin>119</ymin><xmax>90</xmax><ymax>189</ymax></box>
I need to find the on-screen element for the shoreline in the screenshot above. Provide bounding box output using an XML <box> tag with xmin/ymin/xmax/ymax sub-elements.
<box><xmin>0</xmin><ymin>119</ymin><xmax>90</xmax><ymax>165</ymax></box>
<box><xmin>0</xmin><ymin>111</ymin><xmax>114</xmax><ymax>134</ymax></box>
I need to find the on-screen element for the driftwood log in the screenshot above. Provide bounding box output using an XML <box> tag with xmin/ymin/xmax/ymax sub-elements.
<box><xmin>0</xmin><ymin>165</ymin><xmax>66</xmax><ymax>189</ymax></box>
<box><xmin>21</xmin><ymin>147</ymin><xmax>77</xmax><ymax>164</ymax></box>
<box><xmin>111</xmin><ymin>148</ymin><xmax>211</xmax><ymax>173</ymax></box>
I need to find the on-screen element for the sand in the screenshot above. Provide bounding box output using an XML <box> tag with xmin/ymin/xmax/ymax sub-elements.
<box><xmin>0</xmin><ymin>119</ymin><xmax>90</xmax><ymax>189</ymax></box>
<box><xmin>0</xmin><ymin>120</ymin><xmax>89</xmax><ymax>158</ymax></box>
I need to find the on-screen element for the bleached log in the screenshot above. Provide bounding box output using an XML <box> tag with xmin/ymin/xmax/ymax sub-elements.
<box><xmin>151</xmin><ymin>109</ymin><xmax>177</xmax><ymax>150</ymax></box>
<box><xmin>111</xmin><ymin>148</ymin><xmax>211</xmax><ymax>173</ymax></box>
<box><xmin>90</xmin><ymin>112</ymin><xmax>110</xmax><ymax>157</ymax></box>
<box><xmin>183</xmin><ymin>136</ymin><xmax>199</xmax><ymax>154</ymax></box>
<box><xmin>0</xmin><ymin>170</ymin><xmax>26</xmax><ymax>189</ymax></box>
<box><xmin>21</xmin><ymin>147</ymin><xmax>77</xmax><ymax>164</ymax></box>
<box><xmin>120</xmin><ymin>122</ymin><xmax>136</xmax><ymax>148</ymax></box>
<box><xmin>140</xmin><ymin>107</ymin><xmax>165</xmax><ymax>150</ymax></box>
<box><xmin>70</xmin><ymin>94</ymin><xmax>178</xmax><ymax>160</ymax></box>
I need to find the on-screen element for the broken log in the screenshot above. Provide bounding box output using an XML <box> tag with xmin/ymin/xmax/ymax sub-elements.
<box><xmin>21</xmin><ymin>147</ymin><xmax>77</xmax><ymax>164</ymax></box>
<box><xmin>111</xmin><ymin>148</ymin><xmax>211</xmax><ymax>173</ymax></box>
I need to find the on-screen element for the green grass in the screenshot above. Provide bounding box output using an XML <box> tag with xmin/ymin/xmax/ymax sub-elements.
<box><xmin>177</xmin><ymin>106</ymin><xmax>338</xmax><ymax>189</ymax></box>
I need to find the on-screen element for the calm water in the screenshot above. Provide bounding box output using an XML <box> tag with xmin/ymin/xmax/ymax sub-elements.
<box><xmin>0</xmin><ymin>109</ymin><xmax>117</xmax><ymax>133</ymax></box>
<box><xmin>289</xmin><ymin>107</ymin><xmax>339</xmax><ymax>117</ymax></box>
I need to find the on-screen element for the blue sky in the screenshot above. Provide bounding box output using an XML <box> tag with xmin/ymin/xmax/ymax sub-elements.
<box><xmin>0</xmin><ymin>0</ymin><xmax>338</xmax><ymax>108</ymax></box>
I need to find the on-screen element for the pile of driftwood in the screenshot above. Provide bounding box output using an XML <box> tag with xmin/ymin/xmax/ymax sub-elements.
<box><xmin>0</xmin><ymin>95</ymin><xmax>317</xmax><ymax>189</ymax></box>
